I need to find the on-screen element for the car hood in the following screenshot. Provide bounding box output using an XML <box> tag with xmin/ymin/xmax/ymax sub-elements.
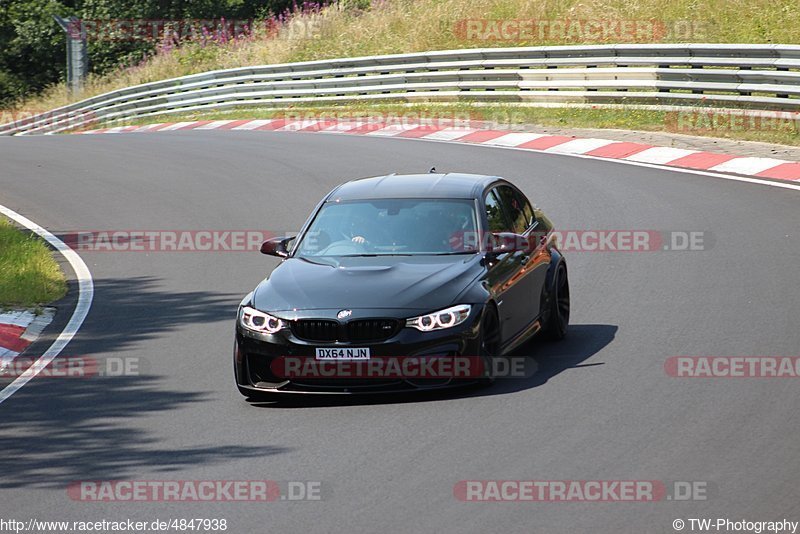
<box><xmin>252</xmin><ymin>254</ymin><xmax>484</xmax><ymax>313</ymax></box>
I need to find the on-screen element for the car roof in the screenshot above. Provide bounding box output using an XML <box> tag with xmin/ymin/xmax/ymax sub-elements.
<box><xmin>327</xmin><ymin>173</ymin><xmax>501</xmax><ymax>201</ymax></box>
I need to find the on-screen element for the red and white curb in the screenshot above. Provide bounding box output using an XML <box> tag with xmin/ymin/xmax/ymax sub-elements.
<box><xmin>0</xmin><ymin>309</ymin><xmax>55</xmax><ymax>365</ymax></box>
<box><xmin>77</xmin><ymin>119</ymin><xmax>800</xmax><ymax>182</ymax></box>
<box><xmin>0</xmin><ymin>202</ymin><xmax>94</xmax><ymax>405</ymax></box>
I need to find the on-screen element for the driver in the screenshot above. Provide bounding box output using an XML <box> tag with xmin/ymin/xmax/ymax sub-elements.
<box><xmin>346</xmin><ymin>212</ymin><xmax>375</xmax><ymax>245</ymax></box>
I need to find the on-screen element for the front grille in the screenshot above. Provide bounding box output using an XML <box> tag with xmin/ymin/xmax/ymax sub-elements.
<box><xmin>290</xmin><ymin>320</ymin><xmax>338</xmax><ymax>342</ymax></box>
<box><xmin>290</xmin><ymin>318</ymin><xmax>401</xmax><ymax>343</ymax></box>
<box><xmin>347</xmin><ymin>319</ymin><xmax>401</xmax><ymax>342</ymax></box>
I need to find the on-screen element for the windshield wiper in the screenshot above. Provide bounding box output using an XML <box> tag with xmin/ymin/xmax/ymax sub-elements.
<box><xmin>342</xmin><ymin>253</ymin><xmax>413</xmax><ymax>257</ymax></box>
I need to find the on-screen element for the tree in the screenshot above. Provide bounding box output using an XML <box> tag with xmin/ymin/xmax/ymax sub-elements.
<box><xmin>0</xmin><ymin>0</ymin><xmax>296</xmax><ymax>106</ymax></box>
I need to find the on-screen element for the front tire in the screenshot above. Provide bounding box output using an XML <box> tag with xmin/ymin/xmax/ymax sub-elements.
<box><xmin>477</xmin><ymin>305</ymin><xmax>501</xmax><ymax>384</ymax></box>
<box><xmin>542</xmin><ymin>262</ymin><xmax>570</xmax><ymax>340</ymax></box>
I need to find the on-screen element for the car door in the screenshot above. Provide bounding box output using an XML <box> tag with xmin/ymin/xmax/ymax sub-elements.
<box><xmin>483</xmin><ymin>185</ymin><xmax>531</xmax><ymax>344</ymax></box>
<box><xmin>492</xmin><ymin>184</ymin><xmax>545</xmax><ymax>337</ymax></box>
<box><xmin>510</xmin><ymin>186</ymin><xmax>552</xmax><ymax>322</ymax></box>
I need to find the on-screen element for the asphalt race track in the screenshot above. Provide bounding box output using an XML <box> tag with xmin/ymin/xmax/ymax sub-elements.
<box><xmin>0</xmin><ymin>131</ymin><xmax>798</xmax><ymax>533</ymax></box>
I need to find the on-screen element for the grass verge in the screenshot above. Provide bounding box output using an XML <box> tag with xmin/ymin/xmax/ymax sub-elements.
<box><xmin>0</xmin><ymin>217</ymin><xmax>67</xmax><ymax>309</ymax></box>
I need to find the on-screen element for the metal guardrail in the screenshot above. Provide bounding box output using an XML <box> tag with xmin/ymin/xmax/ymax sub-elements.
<box><xmin>3</xmin><ymin>44</ymin><xmax>800</xmax><ymax>136</ymax></box>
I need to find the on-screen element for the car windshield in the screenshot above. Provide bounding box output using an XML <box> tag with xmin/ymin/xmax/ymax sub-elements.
<box><xmin>294</xmin><ymin>198</ymin><xmax>479</xmax><ymax>257</ymax></box>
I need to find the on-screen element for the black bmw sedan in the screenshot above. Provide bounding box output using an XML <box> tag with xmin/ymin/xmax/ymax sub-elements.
<box><xmin>234</xmin><ymin>172</ymin><xmax>569</xmax><ymax>397</ymax></box>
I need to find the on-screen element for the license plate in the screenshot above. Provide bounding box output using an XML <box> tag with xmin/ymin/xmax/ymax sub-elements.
<box><xmin>315</xmin><ymin>347</ymin><xmax>371</xmax><ymax>360</ymax></box>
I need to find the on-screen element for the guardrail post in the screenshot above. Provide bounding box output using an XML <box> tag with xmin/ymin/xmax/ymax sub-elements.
<box><xmin>53</xmin><ymin>15</ymin><xmax>88</xmax><ymax>96</ymax></box>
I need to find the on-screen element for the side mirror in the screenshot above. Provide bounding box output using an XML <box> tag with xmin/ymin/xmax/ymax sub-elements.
<box><xmin>486</xmin><ymin>232</ymin><xmax>528</xmax><ymax>259</ymax></box>
<box><xmin>260</xmin><ymin>236</ymin><xmax>294</xmax><ymax>258</ymax></box>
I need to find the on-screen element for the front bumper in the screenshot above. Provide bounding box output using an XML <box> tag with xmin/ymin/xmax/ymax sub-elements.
<box><xmin>234</xmin><ymin>306</ymin><xmax>486</xmax><ymax>395</ymax></box>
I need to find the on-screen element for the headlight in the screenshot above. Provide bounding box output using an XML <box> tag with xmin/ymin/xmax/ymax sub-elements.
<box><xmin>239</xmin><ymin>306</ymin><xmax>285</xmax><ymax>334</ymax></box>
<box><xmin>406</xmin><ymin>304</ymin><xmax>471</xmax><ymax>332</ymax></box>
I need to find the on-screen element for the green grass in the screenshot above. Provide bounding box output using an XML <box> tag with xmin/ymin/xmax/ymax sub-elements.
<box><xmin>106</xmin><ymin>102</ymin><xmax>800</xmax><ymax>146</ymax></box>
<box><xmin>13</xmin><ymin>0</ymin><xmax>800</xmax><ymax>113</ymax></box>
<box><xmin>0</xmin><ymin>217</ymin><xmax>67</xmax><ymax>308</ymax></box>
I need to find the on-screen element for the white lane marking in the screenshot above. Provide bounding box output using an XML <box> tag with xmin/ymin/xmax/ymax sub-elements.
<box><xmin>194</xmin><ymin>120</ymin><xmax>235</xmax><ymax>130</ymax></box>
<box><xmin>231</xmin><ymin>119</ymin><xmax>273</xmax><ymax>130</ymax></box>
<box><xmin>625</xmin><ymin>147</ymin><xmax>698</xmax><ymax>164</ymax></box>
<box><xmin>545</xmin><ymin>138</ymin><xmax>616</xmax><ymax>154</ymax></box>
<box><xmin>709</xmin><ymin>157</ymin><xmax>789</xmax><ymax>175</ymax></box>
<box><xmin>0</xmin><ymin>204</ymin><xmax>94</xmax><ymax>404</ymax></box>
<box><xmin>482</xmin><ymin>132</ymin><xmax>547</xmax><ymax>146</ymax></box>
